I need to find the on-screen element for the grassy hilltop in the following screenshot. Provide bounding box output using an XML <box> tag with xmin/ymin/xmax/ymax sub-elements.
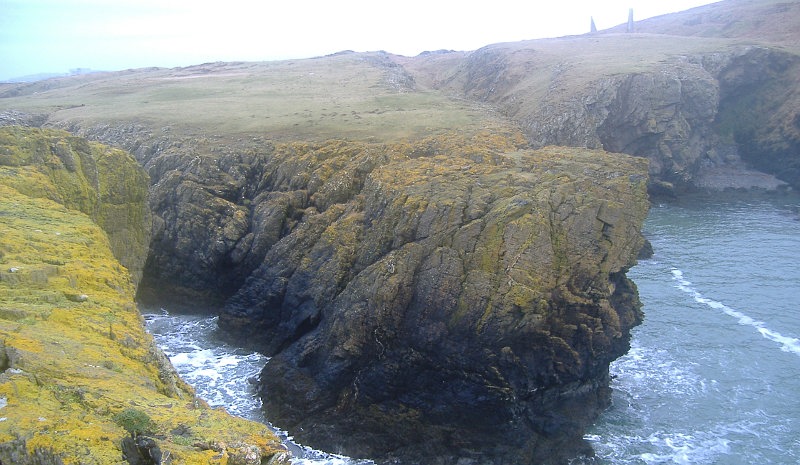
<box><xmin>0</xmin><ymin>53</ymin><xmax>512</xmax><ymax>144</ymax></box>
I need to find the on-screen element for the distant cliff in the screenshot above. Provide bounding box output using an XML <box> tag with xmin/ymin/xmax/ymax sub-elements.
<box><xmin>416</xmin><ymin>36</ymin><xmax>800</xmax><ymax>193</ymax></box>
<box><xmin>0</xmin><ymin>127</ymin><xmax>289</xmax><ymax>465</ymax></box>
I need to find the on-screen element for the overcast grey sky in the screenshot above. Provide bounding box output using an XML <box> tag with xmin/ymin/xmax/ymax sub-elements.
<box><xmin>0</xmin><ymin>0</ymin><xmax>719</xmax><ymax>81</ymax></box>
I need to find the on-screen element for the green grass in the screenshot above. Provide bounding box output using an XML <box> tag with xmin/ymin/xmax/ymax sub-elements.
<box><xmin>0</xmin><ymin>53</ymin><xmax>510</xmax><ymax>143</ymax></box>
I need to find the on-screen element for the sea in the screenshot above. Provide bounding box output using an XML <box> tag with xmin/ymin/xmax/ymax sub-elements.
<box><xmin>143</xmin><ymin>191</ymin><xmax>800</xmax><ymax>465</ymax></box>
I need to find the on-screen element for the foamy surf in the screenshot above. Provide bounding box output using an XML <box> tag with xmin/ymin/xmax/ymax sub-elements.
<box><xmin>143</xmin><ymin>310</ymin><xmax>374</xmax><ymax>465</ymax></box>
<box><xmin>671</xmin><ymin>268</ymin><xmax>800</xmax><ymax>356</ymax></box>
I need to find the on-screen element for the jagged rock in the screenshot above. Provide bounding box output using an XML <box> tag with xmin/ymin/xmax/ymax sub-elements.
<box><xmin>0</xmin><ymin>129</ymin><xmax>289</xmax><ymax>464</ymax></box>
<box><xmin>221</xmin><ymin>147</ymin><xmax>649</xmax><ymax>464</ymax></box>
<box><xmin>121</xmin><ymin>434</ymin><xmax>162</xmax><ymax>465</ymax></box>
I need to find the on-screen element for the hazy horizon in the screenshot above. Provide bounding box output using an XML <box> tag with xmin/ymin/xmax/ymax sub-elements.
<box><xmin>1</xmin><ymin>0</ymin><xmax>720</xmax><ymax>82</ymax></box>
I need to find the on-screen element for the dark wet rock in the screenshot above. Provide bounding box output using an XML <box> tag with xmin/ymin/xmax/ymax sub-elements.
<box><xmin>219</xmin><ymin>147</ymin><xmax>649</xmax><ymax>464</ymax></box>
<box><xmin>121</xmin><ymin>434</ymin><xmax>162</xmax><ymax>465</ymax></box>
<box><xmin>637</xmin><ymin>238</ymin><xmax>654</xmax><ymax>260</ymax></box>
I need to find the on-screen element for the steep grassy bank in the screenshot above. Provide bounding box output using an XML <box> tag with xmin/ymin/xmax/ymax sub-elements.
<box><xmin>0</xmin><ymin>127</ymin><xmax>288</xmax><ymax>464</ymax></box>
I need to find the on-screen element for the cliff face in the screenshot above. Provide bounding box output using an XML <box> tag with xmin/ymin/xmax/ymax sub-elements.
<box><xmin>428</xmin><ymin>37</ymin><xmax>800</xmax><ymax>193</ymax></box>
<box><xmin>0</xmin><ymin>127</ymin><xmax>289</xmax><ymax>464</ymax></box>
<box><xmin>218</xmin><ymin>144</ymin><xmax>649</xmax><ymax>464</ymax></box>
<box><xmin>0</xmin><ymin>126</ymin><xmax>151</xmax><ymax>287</ymax></box>
<box><xmin>1</xmin><ymin>120</ymin><xmax>647</xmax><ymax>464</ymax></box>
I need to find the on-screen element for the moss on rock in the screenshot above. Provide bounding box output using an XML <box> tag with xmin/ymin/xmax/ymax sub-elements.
<box><xmin>0</xmin><ymin>126</ymin><xmax>151</xmax><ymax>288</ymax></box>
<box><xmin>0</xmin><ymin>129</ymin><xmax>289</xmax><ymax>464</ymax></box>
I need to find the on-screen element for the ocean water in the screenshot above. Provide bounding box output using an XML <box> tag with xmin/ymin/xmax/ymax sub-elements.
<box><xmin>144</xmin><ymin>191</ymin><xmax>800</xmax><ymax>465</ymax></box>
<box><xmin>586</xmin><ymin>192</ymin><xmax>800</xmax><ymax>465</ymax></box>
<box><xmin>142</xmin><ymin>311</ymin><xmax>374</xmax><ymax>465</ymax></box>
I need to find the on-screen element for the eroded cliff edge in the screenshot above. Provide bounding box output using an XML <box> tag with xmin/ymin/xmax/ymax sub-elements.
<box><xmin>0</xmin><ymin>127</ymin><xmax>289</xmax><ymax>465</ymax></box>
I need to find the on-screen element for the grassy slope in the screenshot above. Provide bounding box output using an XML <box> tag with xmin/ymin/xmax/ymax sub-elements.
<box><xmin>0</xmin><ymin>129</ymin><xmax>287</xmax><ymax>464</ymax></box>
<box><xmin>604</xmin><ymin>0</ymin><xmax>800</xmax><ymax>50</ymax></box>
<box><xmin>0</xmin><ymin>1</ymin><xmax>795</xmax><ymax>148</ymax></box>
<box><xmin>0</xmin><ymin>53</ymin><xmax>513</xmax><ymax>144</ymax></box>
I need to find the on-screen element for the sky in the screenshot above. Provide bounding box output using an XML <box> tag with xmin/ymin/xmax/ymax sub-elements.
<box><xmin>0</xmin><ymin>0</ymin><xmax>720</xmax><ymax>81</ymax></box>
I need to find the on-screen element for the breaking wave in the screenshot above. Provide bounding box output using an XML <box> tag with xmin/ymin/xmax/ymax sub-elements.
<box><xmin>671</xmin><ymin>268</ymin><xmax>800</xmax><ymax>357</ymax></box>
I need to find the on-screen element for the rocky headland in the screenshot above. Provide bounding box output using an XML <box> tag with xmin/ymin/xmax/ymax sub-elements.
<box><xmin>0</xmin><ymin>0</ymin><xmax>798</xmax><ymax>463</ymax></box>
<box><xmin>232</xmin><ymin>146</ymin><xmax>649</xmax><ymax>464</ymax></box>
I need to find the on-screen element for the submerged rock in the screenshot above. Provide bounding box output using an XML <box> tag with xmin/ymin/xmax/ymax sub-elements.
<box><xmin>221</xmin><ymin>146</ymin><xmax>649</xmax><ymax>464</ymax></box>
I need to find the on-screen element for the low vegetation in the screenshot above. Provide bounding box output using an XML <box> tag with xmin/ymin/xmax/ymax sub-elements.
<box><xmin>0</xmin><ymin>128</ymin><xmax>288</xmax><ymax>464</ymax></box>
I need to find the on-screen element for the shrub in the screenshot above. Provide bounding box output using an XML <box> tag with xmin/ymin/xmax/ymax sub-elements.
<box><xmin>113</xmin><ymin>408</ymin><xmax>155</xmax><ymax>435</ymax></box>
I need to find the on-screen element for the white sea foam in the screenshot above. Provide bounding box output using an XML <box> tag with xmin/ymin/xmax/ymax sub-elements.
<box><xmin>671</xmin><ymin>268</ymin><xmax>800</xmax><ymax>356</ymax></box>
<box><xmin>610</xmin><ymin>345</ymin><xmax>708</xmax><ymax>399</ymax></box>
<box><xmin>638</xmin><ymin>431</ymin><xmax>731</xmax><ymax>465</ymax></box>
<box><xmin>143</xmin><ymin>310</ymin><xmax>375</xmax><ymax>465</ymax></box>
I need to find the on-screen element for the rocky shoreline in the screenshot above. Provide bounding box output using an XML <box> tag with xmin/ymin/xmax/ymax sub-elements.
<box><xmin>0</xmin><ymin>2</ymin><xmax>798</xmax><ymax>462</ymax></box>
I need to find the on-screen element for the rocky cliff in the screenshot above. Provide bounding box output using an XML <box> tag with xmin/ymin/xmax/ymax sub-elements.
<box><xmin>1</xmin><ymin>1</ymin><xmax>796</xmax><ymax>462</ymax></box>
<box><xmin>0</xmin><ymin>121</ymin><xmax>648</xmax><ymax>464</ymax></box>
<box><xmin>0</xmin><ymin>125</ymin><xmax>151</xmax><ymax>287</ymax></box>
<box><xmin>0</xmin><ymin>127</ymin><xmax>289</xmax><ymax>465</ymax></box>
<box><xmin>226</xmin><ymin>146</ymin><xmax>649</xmax><ymax>464</ymax></box>
<box><xmin>418</xmin><ymin>34</ymin><xmax>800</xmax><ymax>193</ymax></box>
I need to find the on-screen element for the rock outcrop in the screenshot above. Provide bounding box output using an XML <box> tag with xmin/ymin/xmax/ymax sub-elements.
<box><xmin>220</xmin><ymin>145</ymin><xmax>649</xmax><ymax>464</ymax></box>
<box><xmin>0</xmin><ymin>123</ymin><xmax>648</xmax><ymax>464</ymax></box>
<box><xmin>0</xmin><ymin>127</ymin><xmax>289</xmax><ymax>465</ymax></box>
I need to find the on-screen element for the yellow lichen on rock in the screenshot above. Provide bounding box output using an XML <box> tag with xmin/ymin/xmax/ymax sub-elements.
<box><xmin>0</xmin><ymin>129</ymin><xmax>288</xmax><ymax>464</ymax></box>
